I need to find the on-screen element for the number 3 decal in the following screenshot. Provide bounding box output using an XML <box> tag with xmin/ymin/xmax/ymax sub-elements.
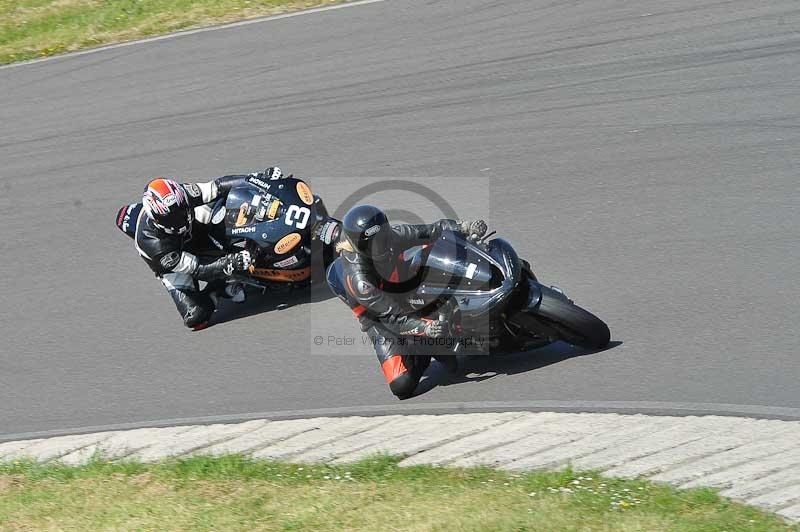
<box><xmin>285</xmin><ymin>205</ymin><xmax>311</xmax><ymax>230</ymax></box>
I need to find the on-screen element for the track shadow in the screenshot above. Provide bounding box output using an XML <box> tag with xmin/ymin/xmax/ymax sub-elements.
<box><xmin>210</xmin><ymin>283</ymin><xmax>335</xmax><ymax>325</ymax></box>
<box><xmin>412</xmin><ymin>340</ymin><xmax>623</xmax><ymax>397</ymax></box>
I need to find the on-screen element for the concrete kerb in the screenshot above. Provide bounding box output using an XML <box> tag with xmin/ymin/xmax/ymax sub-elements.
<box><xmin>1</xmin><ymin>411</ymin><xmax>799</xmax><ymax>522</ymax></box>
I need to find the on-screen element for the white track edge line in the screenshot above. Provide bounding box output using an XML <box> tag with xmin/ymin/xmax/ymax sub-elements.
<box><xmin>4</xmin><ymin>400</ymin><xmax>800</xmax><ymax>443</ymax></box>
<box><xmin>0</xmin><ymin>0</ymin><xmax>386</xmax><ymax>71</ymax></box>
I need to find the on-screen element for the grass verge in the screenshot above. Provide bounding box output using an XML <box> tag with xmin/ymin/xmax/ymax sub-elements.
<box><xmin>0</xmin><ymin>0</ymin><xmax>347</xmax><ymax>65</ymax></box>
<box><xmin>0</xmin><ymin>454</ymin><xmax>795</xmax><ymax>531</ymax></box>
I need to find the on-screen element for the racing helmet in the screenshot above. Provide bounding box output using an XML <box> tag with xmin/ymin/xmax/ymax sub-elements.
<box><xmin>342</xmin><ymin>204</ymin><xmax>393</xmax><ymax>262</ymax></box>
<box><xmin>142</xmin><ymin>178</ymin><xmax>193</xmax><ymax>235</ymax></box>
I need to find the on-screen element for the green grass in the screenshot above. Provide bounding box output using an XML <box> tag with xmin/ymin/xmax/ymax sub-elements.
<box><xmin>0</xmin><ymin>0</ymin><xmax>346</xmax><ymax>65</ymax></box>
<box><xmin>0</xmin><ymin>455</ymin><xmax>795</xmax><ymax>531</ymax></box>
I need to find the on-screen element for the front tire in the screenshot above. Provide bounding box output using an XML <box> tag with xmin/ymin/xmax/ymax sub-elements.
<box><xmin>536</xmin><ymin>286</ymin><xmax>610</xmax><ymax>349</ymax></box>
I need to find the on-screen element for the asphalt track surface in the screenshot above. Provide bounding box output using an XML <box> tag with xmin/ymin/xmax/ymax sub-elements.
<box><xmin>1</xmin><ymin>0</ymin><xmax>799</xmax><ymax>439</ymax></box>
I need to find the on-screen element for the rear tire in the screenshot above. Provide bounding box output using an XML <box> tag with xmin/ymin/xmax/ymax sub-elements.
<box><xmin>536</xmin><ymin>286</ymin><xmax>610</xmax><ymax>349</ymax></box>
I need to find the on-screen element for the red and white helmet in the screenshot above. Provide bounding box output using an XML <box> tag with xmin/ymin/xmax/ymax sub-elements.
<box><xmin>142</xmin><ymin>178</ymin><xmax>192</xmax><ymax>235</ymax></box>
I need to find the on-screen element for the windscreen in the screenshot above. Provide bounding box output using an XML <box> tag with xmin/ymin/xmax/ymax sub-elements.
<box><xmin>422</xmin><ymin>231</ymin><xmax>494</xmax><ymax>289</ymax></box>
<box><xmin>225</xmin><ymin>185</ymin><xmax>284</xmax><ymax>230</ymax></box>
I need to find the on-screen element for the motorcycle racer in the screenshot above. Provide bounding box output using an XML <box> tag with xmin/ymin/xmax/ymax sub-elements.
<box><xmin>335</xmin><ymin>204</ymin><xmax>487</xmax><ymax>399</ymax></box>
<box><xmin>127</xmin><ymin>167</ymin><xmax>286</xmax><ymax>330</ymax></box>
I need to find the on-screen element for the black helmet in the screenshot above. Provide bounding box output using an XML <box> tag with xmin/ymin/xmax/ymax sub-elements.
<box><xmin>342</xmin><ymin>204</ymin><xmax>393</xmax><ymax>261</ymax></box>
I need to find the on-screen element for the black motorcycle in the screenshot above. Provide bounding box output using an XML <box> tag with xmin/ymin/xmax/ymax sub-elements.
<box><xmin>116</xmin><ymin>176</ymin><xmax>341</xmax><ymax>291</ymax></box>
<box><xmin>326</xmin><ymin>229</ymin><xmax>610</xmax><ymax>354</ymax></box>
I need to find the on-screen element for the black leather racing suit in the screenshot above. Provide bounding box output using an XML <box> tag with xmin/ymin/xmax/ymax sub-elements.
<box><xmin>134</xmin><ymin>174</ymin><xmax>253</xmax><ymax>329</ymax></box>
<box><xmin>339</xmin><ymin>219</ymin><xmax>464</xmax><ymax>398</ymax></box>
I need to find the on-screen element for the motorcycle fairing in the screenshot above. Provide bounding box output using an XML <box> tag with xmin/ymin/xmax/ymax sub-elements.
<box><xmin>249</xmin><ymin>266</ymin><xmax>312</xmax><ymax>282</ymax></box>
<box><xmin>223</xmin><ymin>178</ymin><xmax>319</xmax><ymax>261</ymax></box>
<box><xmin>325</xmin><ymin>231</ymin><xmax>522</xmax><ymax>337</ymax></box>
<box><xmin>414</xmin><ymin>231</ymin><xmax>521</xmax><ymax>321</ymax></box>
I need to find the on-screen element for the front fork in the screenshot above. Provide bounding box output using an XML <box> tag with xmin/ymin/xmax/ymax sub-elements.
<box><xmin>502</xmin><ymin>275</ymin><xmax>562</xmax><ymax>347</ymax></box>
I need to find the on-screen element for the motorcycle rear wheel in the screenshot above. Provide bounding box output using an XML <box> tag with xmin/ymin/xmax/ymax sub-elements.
<box><xmin>536</xmin><ymin>286</ymin><xmax>610</xmax><ymax>349</ymax></box>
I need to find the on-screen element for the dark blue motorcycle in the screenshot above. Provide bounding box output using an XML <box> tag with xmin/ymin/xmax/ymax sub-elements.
<box><xmin>116</xmin><ymin>176</ymin><xmax>341</xmax><ymax>291</ymax></box>
<box><xmin>327</xmin><ymin>229</ymin><xmax>610</xmax><ymax>354</ymax></box>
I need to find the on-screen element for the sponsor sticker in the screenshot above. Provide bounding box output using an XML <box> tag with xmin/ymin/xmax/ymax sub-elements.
<box><xmin>296</xmin><ymin>181</ymin><xmax>314</xmax><ymax>206</ymax></box>
<box><xmin>235</xmin><ymin>203</ymin><xmax>250</xmax><ymax>227</ymax></box>
<box><xmin>251</xmin><ymin>194</ymin><xmax>262</xmax><ymax>207</ymax></box>
<box><xmin>364</xmin><ymin>224</ymin><xmax>382</xmax><ymax>237</ymax></box>
<box><xmin>211</xmin><ymin>206</ymin><xmax>226</xmax><ymax>225</ymax></box>
<box><xmin>247</xmin><ymin>176</ymin><xmax>271</xmax><ymax>190</ymax></box>
<box><xmin>465</xmin><ymin>263</ymin><xmax>478</xmax><ymax>279</ymax></box>
<box><xmin>408</xmin><ymin>298</ymin><xmax>425</xmax><ymax>305</ymax></box>
<box><xmin>184</xmin><ymin>183</ymin><xmax>201</xmax><ymax>198</ymax></box>
<box><xmin>119</xmin><ymin>204</ymin><xmax>136</xmax><ymax>232</ymax></box>
<box><xmin>319</xmin><ymin>220</ymin><xmax>339</xmax><ymax>245</ymax></box>
<box><xmin>116</xmin><ymin>206</ymin><xmax>127</xmax><ymax>226</ymax></box>
<box><xmin>160</xmin><ymin>251</ymin><xmax>180</xmax><ymax>270</ymax></box>
<box><xmin>208</xmin><ymin>234</ymin><xmax>225</xmax><ymax>250</ymax></box>
<box><xmin>273</xmin><ymin>255</ymin><xmax>300</xmax><ymax>268</ymax></box>
<box><xmin>275</xmin><ymin>232</ymin><xmax>302</xmax><ymax>254</ymax></box>
<box><xmin>249</xmin><ymin>267</ymin><xmax>311</xmax><ymax>282</ymax></box>
<box><xmin>357</xmin><ymin>279</ymin><xmax>374</xmax><ymax>295</ymax></box>
<box><xmin>232</xmin><ymin>226</ymin><xmax>256</xmax><ymax>235</ymax></box>
<box><xmin>267</xmin><ymin>199</ymin><xmax>281</xmax><ymax>220</ymax></box>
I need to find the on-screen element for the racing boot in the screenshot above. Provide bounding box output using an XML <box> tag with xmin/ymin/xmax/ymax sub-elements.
<box><xmin>169</xmin><ymin>288</ymin><xmax>215</xmax><ymax>331</ymax></box>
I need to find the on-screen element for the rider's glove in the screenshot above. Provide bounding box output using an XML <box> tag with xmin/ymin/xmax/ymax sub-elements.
<box><xmin>194</xmin><ymin>250</ymin><xmax>251</xmax><ymax>281</ymax></box>
<box><xmin>264</xmin><ymin>167</ymin><xmax>283</xmax><ymax>180</ymax></box>
<box><xmin>423</xmin><ymin>319</ymin><xmax>447</xmax><ymax>338</ymax></box>
<box><xmin>457</xmin><ymin>219</ymin><xmax>488</xmax><ymax>239</ymax></box>
<box><xmin>223</xmin><ymin>250</ymin><xmax>253</xmax><ymax>275</ymax></box>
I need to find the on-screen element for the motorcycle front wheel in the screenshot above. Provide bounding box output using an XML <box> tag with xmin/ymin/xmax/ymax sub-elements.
<box><xmin>535</xmin><ymin>286</ymin><xmax>611</xmax><ymax>349</ymax></box>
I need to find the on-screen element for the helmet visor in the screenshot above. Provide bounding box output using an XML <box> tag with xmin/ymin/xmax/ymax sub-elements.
<box><xmin>155</xmin><ymin>207</ymin><xmax>193</xmax><ymax>235</ymax></box>
<box><xmin>352</xmin><ymin>222</ymin><xmax>392</xmax><ymax>264</ymax></box>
